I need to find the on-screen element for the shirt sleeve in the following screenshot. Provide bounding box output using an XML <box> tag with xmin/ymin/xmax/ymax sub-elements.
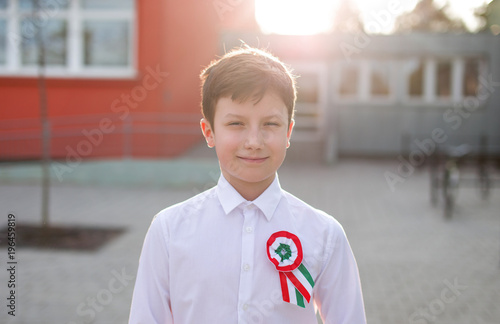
<box><xmin>129</xmin><ymin>214</ymin><xmax>173</xmax><ymax>324</ymax></box>
<box><xmin>314</xmin><ymin>222</ymin><xmax>367</xmax><ymax>324</ymax></box>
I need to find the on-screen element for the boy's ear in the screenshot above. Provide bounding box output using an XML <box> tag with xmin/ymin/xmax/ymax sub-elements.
<box><xmin>200</xmin><ymin>118</ymin><xmax>215</xmax><ymax>148</ymax></box>
<box><xmin>286</xmin><ymin>119</ymin><xmax>294</xmax><ymax>148</ymax></box>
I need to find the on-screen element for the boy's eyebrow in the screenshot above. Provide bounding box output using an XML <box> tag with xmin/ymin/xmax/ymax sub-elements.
<box><xmin>264</xmin><ymin>114</ymin><xmax>286</xmax><ymax>119</ymax></box>
<box><xmin>222</xmin><ymin>113</ymin><xmax>246</xmax><ymax>119</ymax></box>
<box><xmin>222</xmin><ymin>113</ymin><xmax>286</xmax><ymax>120</ymax></box>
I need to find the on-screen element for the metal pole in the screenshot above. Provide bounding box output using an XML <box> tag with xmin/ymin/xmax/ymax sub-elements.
<box><xmin>35</xmin><ymin>0</ymin><xmax>51</xmax><ymax>228</ymax></box>
<box><xmin>123</xmin><ymin>116</ymin><xmax>133</xmax><ymax>159</ymax></box>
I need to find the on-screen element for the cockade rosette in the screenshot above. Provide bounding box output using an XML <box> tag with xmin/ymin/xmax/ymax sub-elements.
<box><xmin>267</xmin><ymin>231</ymin><xmax>303</xmax><ymax>271</ymax></box>
<box><xmin>266</xmin><ymin>231</ymin><xmax>315</xmax><ymax>308</ymax></box>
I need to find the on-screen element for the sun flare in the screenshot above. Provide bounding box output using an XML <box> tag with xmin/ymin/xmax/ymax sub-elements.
<box><xmin>255</xmin><ymin>0</ymin><xmax>493</xmax><ymax>35</ymax></box>
<box><xmin>255</xmin><ymin>0</ymin><xmax>340</xmax><ymax>35</ymax></box>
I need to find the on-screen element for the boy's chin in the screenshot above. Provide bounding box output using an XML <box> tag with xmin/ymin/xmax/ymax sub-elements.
<box><xmin>222</xmin><ymin>170</ymin><xmax>276</xmax><ymax>184</ymax></box>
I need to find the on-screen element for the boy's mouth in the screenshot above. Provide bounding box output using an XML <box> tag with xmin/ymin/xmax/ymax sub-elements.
<box><xmin>238</xmin><ymin>156</ymin><xmax>269</xmax><ymax>163</ymax></box>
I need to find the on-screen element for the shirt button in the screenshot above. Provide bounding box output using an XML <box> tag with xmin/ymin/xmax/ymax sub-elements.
<box><xmin>242</xmin><ymin>304</ymin><xmax>249</xmax><ymax>311</ymax></box>
<box><xmin>243</xmin><ymin>264</ymin><xmax>251</xmax><ymax>271</ymax></box>
<box><xmin>245</xmin><ymin>226</ymin><xmax>253</xmax><ymax>233</ymax></box>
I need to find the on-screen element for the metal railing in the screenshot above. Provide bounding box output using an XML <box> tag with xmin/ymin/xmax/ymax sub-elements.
<box><xmin>0</xmin><ymin>112</ymin><xmax>203</xmax><ymax>160</ymax></box>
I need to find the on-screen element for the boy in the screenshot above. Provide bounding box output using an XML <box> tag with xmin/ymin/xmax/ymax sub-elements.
<box><xmin>129</xmin><ymin>46</ymin><xmax>366</xmax><ymax>323</ymax></box>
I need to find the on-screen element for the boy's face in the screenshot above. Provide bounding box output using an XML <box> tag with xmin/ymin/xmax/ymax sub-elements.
<box><xmin>201</xmin><ymin>91</ymin><xmax>294</xmax><ymax>197</ymax></box>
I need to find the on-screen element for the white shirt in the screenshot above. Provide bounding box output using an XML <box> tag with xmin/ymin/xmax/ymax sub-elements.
<box><xmin>129</xmin><ymin>174</ymin><xmax>366</xmax><ymax>324</ymax></box>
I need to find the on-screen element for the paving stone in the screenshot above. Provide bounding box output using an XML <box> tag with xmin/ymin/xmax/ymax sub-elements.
<box><xmin>0</xmin><ymin>158</ymin><xmax>499</xmax><ymax>323</ymax></box>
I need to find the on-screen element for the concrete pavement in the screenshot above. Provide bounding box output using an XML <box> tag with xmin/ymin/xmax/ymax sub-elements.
<box><xmin>0</xmin><ymin>157</ymin><xmax>499</xmax><ymax>323</ymax></box>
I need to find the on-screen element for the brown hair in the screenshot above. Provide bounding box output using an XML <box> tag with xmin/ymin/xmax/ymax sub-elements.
<box><xmin>200</xmin><ymin>45</ymin><xmax>296</xmax><ymax>130</ymax></box>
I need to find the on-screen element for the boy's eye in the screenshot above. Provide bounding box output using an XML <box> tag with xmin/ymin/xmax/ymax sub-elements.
<box><xmin>227</xmin><ymin>122</ymin><xmax>243</xmax><ymax>126</ymax></box>
<box><xmin>265</xmin><ymin>122</ymin><xmax>280</xmax><ymax>126</ymax></box>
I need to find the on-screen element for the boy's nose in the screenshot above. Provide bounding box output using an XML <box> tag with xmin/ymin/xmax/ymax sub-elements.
<box><xmin>244</xmin><ymin>127</ymin><xmax>264</xmax><ymax>149</ymax></box>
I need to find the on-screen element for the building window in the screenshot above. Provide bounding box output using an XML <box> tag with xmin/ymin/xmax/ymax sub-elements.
<box><xmin>0</xmin><ymin>0</ymin><xmax>135</xmax><ymax>77</ymax></box>
<box><xmin>295</xmin><ymin>71</ymin><xmax>321</xmax><ymax>132</ymax></box>
<box><xmin>337</xmin><ymin>57</ymin><xmax>486</xmax><ymax>105</ymax></box>
<box><xmin>337</xmin><ymin>62</ymin><xmax>359</xmax><ymax>98</ymax></box>
<box><xmin>83</xmin><ymin>20</ymin><xmax>129</xmax><ymax>66</ymax></box>
<box><xmin>292</xmin><ymin>62</ymin><xmax>328</xmax><ymax>139</ymax></box>
<box><xmin>370</xmin><ymin>61</ymin><xmax>391</xmax><ymax>97</ymax></box>
<box><xmin>296</xmin><ymin>72</ymin><xmax>319</xmax><ymax>104</ymax></box>
<box><xmin>0</xmin><ymin>0</ymin><xmax>6</xmax><ymax>65</ymax></box>
<box><xmin>81</xmin><ymin>0</ymin><xmax>133</xmax><ymax>10</ymax></box>
<box><xmin>407</xmin><ymin>59</ymin><xmax>424</xmax><ymax>97</ymax></box>
<box><xmin>18</xmin><ymin>0</ymin><xmax>70</xmax><ymax>66</ymax></box>
<box><xmin>402</xmin><ymin>57</ymin><xmax>485</xmax><ymax>104</ymax></box>
<box><xmin>436</xmin><ymin>60</ymin><xmax>452</xmax><ymax>98</ymax></box>
<box><xmin>336</xmin><ymin>60</ymin><xmax>396</xmax><ymax>102</ymax></box>
<box><xmin>463</xmin><ymin>58</ymin><xmax>480</xmax><ymax>97</ymax></box>
<box><xmin>0</xmin><ymin>19</ymin><xmax>6</xmax><ymax>65</ymax></box>
<box><xmin>21</xmin><ymin>18</ymin><xmax>67</xmax><ymax>65</ymax></box>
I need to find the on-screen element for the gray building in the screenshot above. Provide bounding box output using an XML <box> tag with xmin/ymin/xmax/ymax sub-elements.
<box><xmin>222</xmin><ymin>32</ymin><xmax>500</xmax><ymax>162</ymax></box>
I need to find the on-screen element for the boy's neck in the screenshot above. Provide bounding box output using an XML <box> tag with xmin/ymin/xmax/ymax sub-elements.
<box><xmin>222</xmin><ymin>171</ymin><xmax>275</xmax><ymax>201</ymax></box>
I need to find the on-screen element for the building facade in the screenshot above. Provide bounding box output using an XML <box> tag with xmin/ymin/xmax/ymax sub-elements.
<box><xmin>222</xmin><ymin>32</ymin><xmax>500</xmax><ymax>161</ymax></box>
<box><xmin>0</xmin><ymin>0</ymin><xmax>223</xmax><ymax>160</ymax></box>
<box><xmin>1</xmin><ymin>0</ymin><xmax>499</xmax><ymax>162</ymax></box>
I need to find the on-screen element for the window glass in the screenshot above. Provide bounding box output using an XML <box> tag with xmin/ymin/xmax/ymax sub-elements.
<box><xmin>19</xmin><ymin>0</ymin><xmax>31</xmax><ymax>9</ymax></box>
<box><xmin>408</xmin><ymin>60</ymin><xmax>424</xmax><ymax>97</ymax></box>
<box><xmin>436</xmin><ymin>61</ymin><xmax>451</xmax><ymax>97</ymax></box>
<box><xmin>0</xmin><ymin>20</ymin><xmax>6</xmax><ymax>65</ymax></box>
<box><xmin>21</xmin><ymin>18</ymin><xmax>67</xmax><ymax>65</ymax></box>
<box><xmin>296</xmin><ymin>73</ymin><xmax>319</xmax><ymax>103</ymax></box>
<box><xmin>0</xmin><ymin>0</ymin><xmax>135</xmax><ymax>75</ymax></box>
<box><xmin>370</xmin><ymin>62</ymin><xmax>390</xmax><ymax>96</ymax></box>
<box><xmin>81</xmin><ymin>0</ymin><xmax>133</xmax><ymax>9</ymax></box>
<box><xmin>339</xmin><ymin>65</ymin><xmax>358</xmax><ymax>96</ymax></box>
<box><xmin>463</xmin><ymin>58</ymin><xmax>479</xmax><ymax>97</ymax></box>
<box><xmin>83</xmin><ymin>20</ymin><xmax>129</xmax><ymax>66</ymax></box>
<box><xmin>19</xmin><ymin>0</ymin><xmax>69</xmax><ymax>10</ymax></box>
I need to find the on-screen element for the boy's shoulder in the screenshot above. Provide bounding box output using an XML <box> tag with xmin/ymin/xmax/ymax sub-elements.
<box><xmin>153</xmin><ymin>185</ymin><xmax>217</xmax><ymax>223</ymax></box>
<box><xmin>281</xmin><ymin>189</ymin><xmax>344</xmax><ymax>231</ymax></box>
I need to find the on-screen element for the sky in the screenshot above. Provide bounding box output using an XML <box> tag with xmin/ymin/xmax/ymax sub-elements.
<box><xmin>255</xmin><ymin>0</ymin><xmax>493</xmax><ymax>35</ymax></box>
<box><xmin>355</xmin><ymin>0</ymin><xmax>492</xmax><ymax>32</ymax></box>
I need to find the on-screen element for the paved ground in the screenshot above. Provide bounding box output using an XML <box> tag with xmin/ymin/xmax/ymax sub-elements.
<box><xmin>0</xmin><ymin>156</ymin><xmax>499</xmax><ymax>324</ymax></box>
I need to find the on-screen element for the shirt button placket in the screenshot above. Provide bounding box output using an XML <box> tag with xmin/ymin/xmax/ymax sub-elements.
<box><xmin>238</xmin><ymin>204</ymin><xmax>257</xmax><ymax>322</ymax></box>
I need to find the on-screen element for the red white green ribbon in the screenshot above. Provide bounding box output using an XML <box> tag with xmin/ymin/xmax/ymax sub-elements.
<box><xmin>266</xmin><ymin>231</ymin><xmax>315</xmax><ymax>308</ymax></box>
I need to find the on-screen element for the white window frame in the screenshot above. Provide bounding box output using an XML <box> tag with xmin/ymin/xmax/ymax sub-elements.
<box><xmin>334</xmin><ymin>56</ymin><xmax>488</xmax><ymax>107</ymax></box>
<box><xmin>403</xmin><ymin>56</ymin><xmax>488</xmax><ymax>106</ymax></box>
<box><xmin>0</xmin><ymin>0</ymin><xmax>136</xmax><ymax>78</ymax></box>
<box><xmin>289</xmin><ymin>61</ymin><xmax>329</xmax><ymax>141</ymax></box>
<box><xmin>333</xmin><ymin>58</ymin><xmax>397</xmax><ymax>104</ymax></box>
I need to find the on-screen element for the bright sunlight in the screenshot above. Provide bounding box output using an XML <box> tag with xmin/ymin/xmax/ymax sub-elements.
<box><xmin>255</xmin><ymin>0</ymin><xmax>340</xmax><ymax>35</ymax></box>
<box><xmin>255</xmin><ymin>0</ymin><xmax>493</xmax><ymax>35</ymax></box>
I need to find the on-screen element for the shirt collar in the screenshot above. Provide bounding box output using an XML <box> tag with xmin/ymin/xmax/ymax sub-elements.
<box><xmin>216</xmin><ymin>173</ymin><xmax>283</xmax><ymax>222</ymax></box>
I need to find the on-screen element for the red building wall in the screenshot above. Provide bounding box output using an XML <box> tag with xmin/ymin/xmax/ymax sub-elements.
<box><xmin>0</xmin><ymin>0</ymin><xmax>245</xmax><ymax>160</ymax></box>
